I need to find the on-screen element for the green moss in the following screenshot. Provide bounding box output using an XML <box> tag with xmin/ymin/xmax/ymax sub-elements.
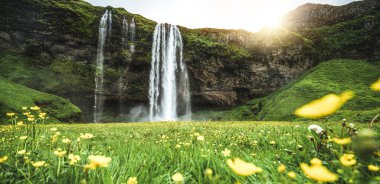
<box><xmin>223</xmin><ymin>59</ymin><xmax>380</xmax><ymax>122</ymax></box>
<box><xmin>0</xmin><ymin>77</ymin><xmax>82</xmax><ymax>124</ymax></box>
<box><xmin>301</xmin><ymin>12</ymin><xmax>380</xmax><ymax>60</ymax></box>
<box><xmin>0</xmin><ymin>51</ymin><xmax>94</xmax><ymax>94</ymax></box>
<box><xmin>181</xmin><ymin>29</ymin><xmax>251</xmax><ymax>62</ymax></box>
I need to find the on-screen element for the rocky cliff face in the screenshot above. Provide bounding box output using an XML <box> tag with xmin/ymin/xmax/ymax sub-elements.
<box><xmin>0</xmin><ymin>0</ymin><xmax>377</xmax><ymax>121</ymax></box>
<box><xmin>283</xmin><ymin>0</ymin><xmax>379</xmax><ymax>30</ymax></box>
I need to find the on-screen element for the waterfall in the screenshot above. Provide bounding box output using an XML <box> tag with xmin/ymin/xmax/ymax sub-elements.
<box><xmin>149</xmin><ymin>23</ymin><xmax>191</xmax><ymax>121</ymax></box>
<box><xmin>129</xmin><ymin>17</ymin><xmax>136</xmax><ymax>53</ymax></box>
<box><xmin>122</xmin><ymin>16</ymin><xmax>128</xmax><ymax>47</ymax></box>
<box><xmin>94</xmin><ymin>10</ymin><xmax>111</xmax><ymax>123</ymax></box>
<box><xmin>107</xmin><ymin>10</ymin><xmax>112</xmax><ymax>36</ymax></box>
<box><xmin>118</xmin><ymin>16</ymin><xmax>129</xmax><ymax>110</ymax></box>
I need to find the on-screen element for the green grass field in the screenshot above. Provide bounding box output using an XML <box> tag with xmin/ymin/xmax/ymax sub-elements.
<box><xmin>0</xmin><ymin>121</ymin><xmax>379</xmax><ymax>183</ymax></box>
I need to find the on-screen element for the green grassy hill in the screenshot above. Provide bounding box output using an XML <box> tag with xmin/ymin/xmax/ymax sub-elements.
<box><xmin>0</xmin><ymin>77</ymin><xmax>82</xmax><ymax>123</ymax></box>
<box><xmin>222</xmin><ymin>59</ymin><xmax>380</xmax><ymax>122</ymax></box>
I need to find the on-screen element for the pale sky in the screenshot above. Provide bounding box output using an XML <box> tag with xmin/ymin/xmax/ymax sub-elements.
<box><xmin>84</xmin><ymin>0</ymin><xmax>357</xmax><ymax>32</ymax></box>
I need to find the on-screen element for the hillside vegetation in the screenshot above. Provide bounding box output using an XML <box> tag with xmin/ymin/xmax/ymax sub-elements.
<box><xmin>0</xmin><ymin>77</ymin><xmax>82</xmax><ymax>123</ymax></box>
<box><xmin>222</xmin><ymin>59</ymin><xmax>380</xmax><ymax>122</ymax></box>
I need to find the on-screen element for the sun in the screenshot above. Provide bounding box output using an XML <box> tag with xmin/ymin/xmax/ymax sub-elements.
<box><xmin>247</xmin><ymin>0</ymin><xmax>289</xmax><ymax>32</ymax></box>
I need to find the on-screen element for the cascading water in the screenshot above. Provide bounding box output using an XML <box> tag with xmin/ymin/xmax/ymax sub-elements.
<box><xmin>94</xmin><ymin>10</ymin><xmax>111</xmax><ymax>123</ymax></box>
<box><xmin>129</xmin><ymin>17</ymin><xmax>136</xmax><ymax>53</ymax></box>
<box><xmin>122</xmin><ymin>16</ymin><xmax>128</xmax><ymax>47</ymax></box>
<box><xmin>117</xmin><ymin>16</ymin><xmax>130</xmax><ymax>118</ymax></box>
<box><xmin>108</xmin><ymin>10</ymin><xmax>112</xmax><ymax>36</ymax></box>
<box><xmin>149</xmin><ymin>23</ymin><xmax>191</xmax><ymax>121</ymax></box>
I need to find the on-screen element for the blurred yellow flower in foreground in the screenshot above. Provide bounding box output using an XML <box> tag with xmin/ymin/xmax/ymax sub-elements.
<box><xmin>370</xmin><ymin>78</ymin><xmax>380</xmax><ymax>91</ymax></box>
<box><xmin>340</xmin><ymin>154</ymin><xmax>356</xmax><ymax>167</ymax></box>
<box><xmin>287</xmin><ymin>171</ymin><xmax>296</xmax><ymax>179</ymax></box>
<box><xmin>295</xmin><ymin>91</ymin><xmax>354</xmax><ymax>119</ymax></box>
<box><xmin>50</xmin><ymin>128</ymin><xmax>58</xmax><ymax>131</ymax></box>
<box><xmin>277</xmin><ymin>164</ymin><xmax>286</xmax><ymax>173</ymax></box>
<box><xmin>19</xmin><ymin>136</ymin><xmax>28</xmax><ymax>140</ymax></box>
<box><xmin>172</xmin><ymin>173</ymin><xmax>184</xmax><ymax>183</ymax></box>
<box><xmin>17</xmin><ymin>150</ymin><xmax>26</xmax><ymax>155</ymax></box>
<box><xmin>227</xmin><ymin>158</ymin><xmax>262</xmax><ymax>176</ymax></box>
<box><xmin>85</xmin><ymin>155</ymin><xmax>111</xmax><ymax>170</ymax></box>
<box><xmin>368</xmin><ymin>165</ymin><xmax>379</xmax><ymax>172</ymax></box>
<box><xmin>333</xmin><ymin>137</ymin><xmax>351</xmax><ymax>145</ymax></box>
<box><xmin>30</xmin><ymin>106</ymin><xmax>40</xmax><ymax>111</ymax></box>
<box><xmin>62</xmin><ymin>138</ymin><xmax>71</xmax><ymax>144</ymax></box>
<box><xmin>0</xmin><ymin>156</ymin><xmax>8</xmax><ymax>163</ymax></box>
<box><xmin>127</xmin><ymin>177</ymin><xmax>138</xmax><ymax>184</ymax></box>
<box><xmin>310</xmin><ymin>158</ymin><xmax>322</xmax><ymax>166</ymax></box>
<box><xmin>6</xmin><ymin>112</ymin><xmax>15</xmax><ymax>117</ymax></box>
<box><xmin>80</xmin><ymin>133</ymin><xmax>95</xmax><ymax>139</ymax></box>
<box><xmin>197</xmin><ymin>135</ymin><xmax>205</xmax><ymax>141</ymax></box>
<box><xmin>300</xmin><ymin>158</ymin><xmax>338</xmax><ymax>182</ymax></box>
<box><xmin>32</xmin><ymin>161</ymin><xmax>45</xmax><ymax>168</ymax></box>
<box><xmin>205</xmin><ymin>168</ymin><xmax>213</xmax><ymax>176</ymax></box>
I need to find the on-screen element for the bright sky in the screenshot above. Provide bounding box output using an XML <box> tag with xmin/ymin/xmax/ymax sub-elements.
<box><xmin>84</xmin><ymin>0</ymin><xmax>357</xmax><ymax>32</ymax></box>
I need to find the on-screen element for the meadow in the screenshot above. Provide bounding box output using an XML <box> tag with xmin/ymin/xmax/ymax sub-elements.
<box><xmin>0</xmin><ymin>120</ymin><xmax>379</xmax><ymax>183</ymax></box>
<box><xmin>1</xmin><ymin>78</ymin><xmax>379</xmax><ymax>184</ymax></box>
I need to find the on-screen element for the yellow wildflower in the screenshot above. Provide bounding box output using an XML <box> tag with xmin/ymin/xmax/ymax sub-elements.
<box><xmin>51</xmin><ymin>135</ymin><xmax>58</xmax><ymax>143</ymax></box>
<box><xmin>27</xmin><ymin>117</ymin><xmax>35</xmax><ymax>122</ymax></box>
<box><xmin>368</xmin><ymin>165</ymin><xmax>379</xmax><ymax>172</ymax></box>
<box><xmin>30</xmin><ymin>106</ymin><xmax>40</xmax><ymax>111</ymax></box>
<box><xmin>227</xmin><ymin>158</ymin><xmax>262</xmax><ymax>176</ymax></box>
<box><xmin>295</xmin><ymin>91</ymin><xmax>354</xmax><ymax>119</ymax></box>
<box><xmin>19</xmin><ymin>136</ymin><xmax>28</xmax><ymax>140</ymax></box>
<box><xmin>300</xmin><ymin>159</ymin><xmax>338</xmax><ymax>182</ymax></box>
<box><xmin>0</xmin><ymin>156</ymin><xmax>8</xmax><ymax>163</ymax></box>
<box><xmin>39</xmin><ymin>112</ymin><xmax>47</xmax><ymax>118</ymax></box>
<box><xmin>197</xmin><ymin>135</ymin><xmax>205</xmax><ymax>141</ymax></box>
<box><xmin>17</xmin><ymin>150</ymin><xmax>26</xmax><ymax>155</ymax></box>
<box><xmin>370</xmin><ymin>78</ymin><xmax>380</xmax><ymax>91</ymax></box>
<box><xmin>374</xmin><ymin>151</ymin><xmax>380</xmax><ymax>157</ymax></box>
<box><xmin>269</xmin><ymin>141</ymin><xmax>276</xmax><ymax>145</ymax></box>
<box><xmin>310</xmin><ymin>158</ymin><xmax>322</xmax><ymax>166</ymax></box>
<box><xmin>80</xmin><ymin>133</ymin><xmax>95</xmax><ymax>139</ymax></box>
<box><xmin>68</xmin><ymin>154</ymin><xmax>81</xmax><ymax>165</ymax></box>
<box><xmin>22</xmin><ymin>107</ymin><xmax>28</xmax><ymax>110</ymax></box>
<box><xmin>85</xmin><ymin>155</ymin><xmax>111</xmax><ymax>170</ymax></box>
<box><xmin>32</xmin><ymin>161</ymin><xmax>45</xmax><ymax>168</ymax></box>
<box><xmin>278</xmin><ymin>164</ymin><xmax>286</xmax><ymax>173</ymax></box>
<box><xmin>205</xmin><ymin>168</ymin><xmax>213</xmax><ymax>176</ymax></box>
<box><xmin>287</xmin><ymin>171</ymin><xmax>296</xmax><ymax>179</ymax></box>
<box><xmin>222</xmin><ymin>148</ymin><xmax>231</xmax><ymax>157</ymax></box>
<box><xmin>54</xmin><ymin>148</ymin><xmax>67</xmax><ymax>157</ymax></box>
<box><xmin>333</xmin><ymin>137</ymin><xmax>351</xmax><ymax>145</ymax></box>
<box><xmin>17</xmin><ymin>121</ymin><xmax>24</xmax><ymax>126</ymax></box>
<box><xmin>62</xmin><ymin>138</ymin><xmax>71</xmax><ymax>144</ymax></box>
<box><xmin>127</xmin><ymin>177</ymin><xmax>138</xmax><ymax>184</ymax></box>
<box><xmin>172</xmin><ymin>173</ymin><xmax>184</xmax><ymax>183</ymax></box>
<box><xmin>340</xmin><ymin>154</ymin><xmax>356</xmax><ymax>167</ymax></box>
<box><xmin>50</xmin><ymin>128</ymin><xmax>58</xmax><ymax>131</ymax></box>
<box><xmin>6</xmin><ymin>112</ymin><xmax>15</xmax><ymax>117</ymax></box>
